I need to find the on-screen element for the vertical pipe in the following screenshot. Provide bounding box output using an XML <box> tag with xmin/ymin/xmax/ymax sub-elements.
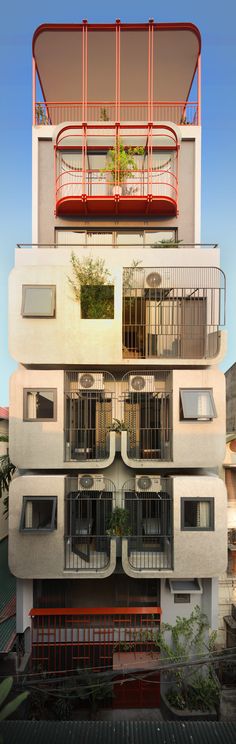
<box><xmin>116</xmin><ymin>19</ymin><xmax>120</xmax><ymax>122</ymax></box>
<box><xmin>32</xmin><ymin>56</ymin><xmax>36</xmax><ymax>126</ymax></box>
<box><xmin>197</xmin><ymin>53</ymin><xmax>201</xmax><ymax>125</ymax></box>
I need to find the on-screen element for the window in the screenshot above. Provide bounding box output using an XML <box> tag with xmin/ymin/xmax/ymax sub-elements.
<box><xmin>23</xmin><ymin>389</ymin><xmax>57</xmax><ymax>421</ymax></box>
<box><xmin>80</xmin><ymin>286</ymin><xmax>114</xmax><ymax>319</ymax></box>
<box><xmin>20</xmin><ymin>497</ymin><xmax>57</xmax><ymax>531</ymax></box>
<box><xmin>55</xmin><ymin>228</ymin><xmax>177</xmax><ymax>249</ymax></box>
<box><xmin>180</xmin><ymin>389</ymin><xmax>216</xmax><ymax>420</ymax></box>
<box><xmin>168</xmin><ymin>578</ymin><xmax>202</xmax><ymax>593</ymax></box>
<box><xmin>181</xmin><ymin>498</ymin><xmax>214</xmax><ymax>531</ymax></box>
<box><xmin>22</xmin><ymin>286</ymin><xmax>56</xmax><ymax>317</ymax></box>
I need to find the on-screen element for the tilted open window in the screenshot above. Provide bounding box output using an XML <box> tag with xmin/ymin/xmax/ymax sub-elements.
<box><xmin>180</xmin><ymin>389</ymin><xmax>216</xmax><ymax>420</ymax></box>
<box><xmin>20</xmin><ymin>497</ymin><xmax>57</xmax><ymax>532</ymax></box>
<box><xmin>22</xmin><ymin>285</ymin><xmax>56</xmax><ymax>317</ymax></box>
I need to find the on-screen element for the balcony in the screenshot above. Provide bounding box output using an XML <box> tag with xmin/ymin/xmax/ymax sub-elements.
<box><xmin>123</xmin><ymin>479</ymin><xmax>173</xmax><ymax>572</ymax></box>
<box><xmin>64</xmin><ymin>370</ymin><xmax>115</xmax><ymax>462</ymax></box>
<box><xmin>122</xmin><ymin>266</ymin><xmax>226</xmax><ymax>360</ymax></box>
<box><xmin>55</xmin><ymin>125</ymin><xmax>178</xmax><ymax>218</ymax></box>
<box><xmin>65</xmin><ymin>477</ymin><xmax>172</xmax><ymax>573</ymax></box>
<box><xmin>122</xmin><ymin>371</ymin><xmax>172</xmax><ymax>462</ymax></box>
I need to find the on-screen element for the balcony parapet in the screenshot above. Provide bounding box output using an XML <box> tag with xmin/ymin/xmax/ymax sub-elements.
<box><xmin>34</xmin><ymin>100</ymin><xmax>199</xmax><ymax>126</ymax></box>
<box><xmin>16</xmin><ymin>242</ymin><xmax>219</xmax><ymax>251</ymax></box>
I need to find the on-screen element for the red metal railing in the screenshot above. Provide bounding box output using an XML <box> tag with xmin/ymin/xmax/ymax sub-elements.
<box><xmin>30</xmin><ymin>606</ymin><xmax>161</xmax><ymax>672</ymax></box>
<box><xmin>56</xmin><ymin>168</ymin><xmax>178</xmax><ymax>205</ymax></box>
<box><xmin>35</xmin><ymin>100</ymin><xmax>198</xmax><ymax>126</ymax></box>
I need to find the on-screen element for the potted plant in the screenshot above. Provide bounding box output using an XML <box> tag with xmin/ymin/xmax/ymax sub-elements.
<box><xmin>68</xmin><ymin>253</ymin><xmax>114</xmax><ymax>319</ymax></box>
<box><xmin>101</xmin><ymin>138</ymin><xmax>144</xmax><ymax>196</ymax></box>
<box><xmin>106</xmin><ymin>507</ymin><xmax>131</xmax><ymax>557</ymax></box>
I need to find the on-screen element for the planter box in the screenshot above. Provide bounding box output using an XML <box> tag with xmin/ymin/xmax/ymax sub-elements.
<box><xmin>160</xmin><ymin>691</ymin><xmax>218</xmax><ymax>721</ymax></box>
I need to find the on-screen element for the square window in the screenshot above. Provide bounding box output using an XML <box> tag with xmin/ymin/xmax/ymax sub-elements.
<box><xmin>23</xmin><ymin>389</ymin><xmax>57</xmax><ymax>421</ymax></box>
<box><xmin>181</xmin><ymin>498</ymin><xmax>214</xmax><ymax>531</ymax></box>
<box><xmin>80</xmin><ymin>285</ymin><xmax>114</xmax><ymax>319</ymax></box>
<box><xmin>180</xmin><ymin>389</ymin><xmax>216</xmax><ymax>420</ymax></box>
<box><xmin>20</xmin><ymin>497</ymin><xmax>57</xmax><ymax>531</ymax></box>
<box><xmin>22</xmin><ymin>286</ymin><xmax>56</xmax><ymax>317</ymax></box>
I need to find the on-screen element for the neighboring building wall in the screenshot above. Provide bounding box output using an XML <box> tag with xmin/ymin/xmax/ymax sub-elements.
<box><xmin>226</xmin><ymin>363</ymin><xmax>236</xmax><ymax>434</ymax></box>
<box><xmin>0</xmin><ymin>413</ymin><xmax>9</xmax><ymax>541</ymax></box>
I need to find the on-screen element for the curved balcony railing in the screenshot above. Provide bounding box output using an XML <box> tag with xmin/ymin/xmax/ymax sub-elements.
<box><xmin>56</xmin><ymin>168</ymin><xmax>177</xmax><ymax>216</ymax></box>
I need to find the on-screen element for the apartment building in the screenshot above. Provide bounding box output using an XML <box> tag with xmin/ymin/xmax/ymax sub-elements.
<box><xmin>8</xmin><ymin>22</ymin><xmax>227</xmax><ymax>694</ymax></box>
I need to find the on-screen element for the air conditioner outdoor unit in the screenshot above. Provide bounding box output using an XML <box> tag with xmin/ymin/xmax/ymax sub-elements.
<box><xmin>135</xmin><ymin>475</ymin><xmax>161</xmax><ymax>493</ymax></box>
<box><xmin>78</xmin><ymin>372</ymin><xmax>104</xmax><ymax>391</ymax></box>
<box><xmin>129</xmin><ymin>374</ymin><xmax>155</xmax><ymax>393</ymax></box>
<box><xmin>145</xmin><ymin>271</ymin><xmax>162</xmax><ymax>289</ymax></box>
<box><xmin>78</xmin><ymin>474</ymin><xmax>105</xmax><ymax>491</ymax></box>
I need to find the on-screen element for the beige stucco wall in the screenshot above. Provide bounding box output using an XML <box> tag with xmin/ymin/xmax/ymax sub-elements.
<box><xmin>9</xmin><ymin>245</ymin><xmax>225</xmax><ymax>366</ymax></box>
<box><xmin>9</xmin><ymin>366</ymin><xmax>225</xmax><ymax>470</ymax></box>
<box><xmin>9</xmin><ymin>474</ymin><xmax>116</xmax><ymax>580</ymax></box>
<box><xmin>9</xmin><ymin>473</ymin><xmax>227</xmax><ymax>580</ymax></box>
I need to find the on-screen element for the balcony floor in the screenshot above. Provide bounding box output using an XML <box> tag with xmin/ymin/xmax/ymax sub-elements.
<box><xmin>56</xmin><ymin>195</ymin><xmax>177</xmax><ymax>218</ymax></box>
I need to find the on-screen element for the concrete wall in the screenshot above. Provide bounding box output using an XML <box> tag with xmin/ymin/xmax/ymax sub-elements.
<box><xmin>9</xmin><ymin>473</ymin><xmax>227</xmax><ymax>580</ymax></box>
<box><xmin>226</xmin><ymin>364</ymin><xmax>236</xmax><ymax>434</ymax></box>
<box><xmin>9</xmin><ymin>245</ymin><xmax>225</xmax><ymax>366</ymax></box>
<box><xmin>9</xmin><ymin>366</ymin><xmax>225</xmax><ymax>470</ymax></box>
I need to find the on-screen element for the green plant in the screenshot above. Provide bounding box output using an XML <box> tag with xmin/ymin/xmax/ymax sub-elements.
<box><xmin>108</xmin><ymin>419</ymin><xmax>129</xmax><ymax>433</ymax></box>
<box><xmin>76</xmin><ymin>670</ymin><xmax>113</xmax><ymax>718</ymax></box>
<box><xmin>54</xmin><ymin>696</ymin><xmax>73</xmax><ymax>720</ymax></box>
<box><xmin>0</xmin><ymin>677</ymin><xmax>28</xmax><ymax>732</ymax></box>
<box><xmin>154</xmin><ymin>606</ymin><xmax>218</xmax><ymax>711</ymax></box>
<box><xmin>101</xmin><ymin>138</ymin><xmax>144</xmax><ymax>185</ymax></box>
<box><xmin>123</xmin><ymin>259</ymin><xmax>143</xmax><ymax>291</ymax></box>
<box><xmin>35</xmin><ymin>103</ymin><xmax>50</xmax><ymax>125</ymax></box>
<box><xmin>0</xmin><ymin>436</ymin><xmax>16</xmax><ymax>517</ymax></box>
<box><xmin>68</xmin><ymin>253</ymin><xmax>114</xmax><ymax>319</ymax></box>
<box><xmin>151</xmin><ymin>239</ymin><xmax>183</xmax><ymax>249</ymax></box>
<box><xmin>100</xmin><ymin>107</ymin><xmax>109</xmax><ymax>121</ymax></box>
<box><xmin>106</xmin><ymin>506</ymin><xmax>131</xmax><ymax>536</ymax></box>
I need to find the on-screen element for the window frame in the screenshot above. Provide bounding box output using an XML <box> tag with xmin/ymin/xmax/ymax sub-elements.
<box><xmin>21</xmin><ymin>285</ymin><xmax>56</xmax><ymax>318</ymax></box>
<box><xmin>55</xmin><ymin>228</ymin><xmax>178</xmax><ymax>248</ymax></box>
<box><xmin>20</xmin><ymin>496</ymin><xmax>57</xmax><ymax>532</ymax></box>
<box><xmin>181</xmin><ymin>497</ymin><xmax>214</xmax><ymax>531</ymax></box>
<box><xmin>179</xmin><ymin>388</ymin><xmax>217</xmax><ymax>421</ymax></box>
<box><xmin>23</xmin><ymin>388</ymin><xmax>57</xmax><ymax>422</ymax></box>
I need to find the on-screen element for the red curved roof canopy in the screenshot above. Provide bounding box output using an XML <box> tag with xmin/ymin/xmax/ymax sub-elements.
<box><xmin>33</xmin><ymin>22</ymin><xmax>201</xmax><ymax>108</ymax></box>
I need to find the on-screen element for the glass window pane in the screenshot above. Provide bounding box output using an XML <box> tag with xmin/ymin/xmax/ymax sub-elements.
<box><xmin>145</xmin><ymin>231</ymin><xmax>176</xmax><ymax>246</ymax></box>
<box><xmin>180</xmin><ymin>389</ymin><xmax>216</xmax><ymax>419</ymax></box>
<box><xmin>21</xmin><ymin>497</ymin><xmax>57</xmax><ymax>531</ymax></box>
<box><xmin>182</xmin><ymin>499</ymin><xmax>213</xmax><ymax>530</ymax></box>
<box><xmin>116</xmin><ymin>232</ymin><xmax>143</xmax><ymax>246</ymax></box>
<box><xmin>56</xmin><ymin>230</ymin><xmax>86</xmax><ymax>246</ymax></box>
<box><xmin>25</xmin><ymin>390</ymin><xmax>56</xmax><ymax>420</ymax></box>
<box><xmin>22</xmin><ymin>286</ymin><xmax>55</xmax><ymax>317</ymax></box>
<box><xmin>86</xmin><ymin>232</ymin><xmax>113</xmax><ymax>246</ymax></box>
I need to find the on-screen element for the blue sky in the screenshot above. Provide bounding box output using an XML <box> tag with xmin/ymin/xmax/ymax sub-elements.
<box><xmin>1</xmin><ymin>0</ymin><xmax>236</xmax><ymax>404</ymax></box>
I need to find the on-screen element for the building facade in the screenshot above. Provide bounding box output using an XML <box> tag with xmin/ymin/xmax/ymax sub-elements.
<box><xmin>8</xmin><ymin>22</ymin><xmax>227</xmax><ymax>684</ymax></box>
